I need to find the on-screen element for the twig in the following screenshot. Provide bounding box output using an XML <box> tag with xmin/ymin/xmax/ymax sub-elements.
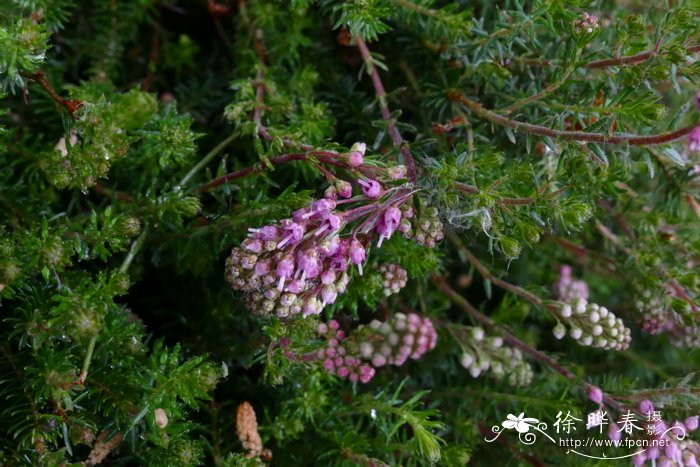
<box><xmin>356</xmin><ymin>37</ymin><xmax>418</xmax><ymax>183</ymax></box>
<box><xmin>499</xmin><ymin>66</ymin><xmax>575</xmax><ymax>115</ymax></box>
<box><xmin>197</xmin><ymin>150</ymin><xmax>380</xmax><ymax>192</ymax></box>
<box><xmin>431</xmin><ymin>275</ymin><xmax>624</xmax><ymax>412</ymax></box>
<box><xmin>76</xmin><ymin>335</ymin><xmax>98</xmax><ymax>385</ymax></box>
<box><xmin>93</xmin><ymin>182</ymin><xmax>136</xmax><ymax>202</ymax></box>
<box><xmin>141</xmin><ymin>15</ymin><xmax>161</xmax><ymax>92</ymax></box>
<box><xmin>508</xmin><ymin>43</ymin><xmax>700</xmax><ymax>69</ymax></box>
<box><xmin>447</xmin><ymin>232</ymin><xmax>547</xmax><ymax>308</ymax></box>
<box><xmin>118</xmin><ymin>227</ymin><xmax>150</xmax><ymax>274</ymax></box>
<box><xmin>24</xmin><ymin>71</ymin><xmax>82</xmax><ymax>118</ymax></box>
<box><xmin>585</xmin><ymin>44</ymin><xmax>700</xmax><ymax>69</ymax></box>
<box><xmin>614</xmin><ymin>386</ymin><xmax>700</xmax><ymax>401</ymax></box>
<box><xmin>179</xmin><ymin>132</ymin><xmax>238</xmax><ymax>187</ymax></box>
<box><xmin>456</xmin><ymin>93</ymin><xmax>697</xmax><ymax>146</ymax></box>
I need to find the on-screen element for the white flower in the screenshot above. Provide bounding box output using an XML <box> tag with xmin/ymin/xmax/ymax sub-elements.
<box><xmin>502</xmin><ymin>412</ymin><xmax>539</xmax><ymax>433</ymax></box>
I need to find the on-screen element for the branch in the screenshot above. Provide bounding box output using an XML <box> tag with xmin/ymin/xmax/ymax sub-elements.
<box><xmin>196</xmin><ymin>150</ymin><xmax>379</xmax><ymax>192</ymax></box>
<box><xmin>24</xmin><ymin>71</ymin><xmax>82</xmax><ymax>118</ymax></box>
<box><xmin>508</xmin><ymin>43</ymin><xmax>700</xmax><ymax>69</ymax></box>
<box><xmin>356</xmin><ymin>37</ymin><xmax>418</xmax><ymax>183</ymax></box>
<box><xmin>585</xmin><ymin>44</ymin><xmax>700</xmax><ymax>69</ymax></box>
<box><xmin>447</xmin><ymin>232</ymin><xmax>547</xmax><ymax>308</ymax></box>
<box><xmin>456</xmin><ymin>93</ymin><xmax>697</xmax><ymax>146</ymax></box>
<box><xmin>431</xmin><ymin>275</ymin><xmax>624</xmax><ymax>412</ymax></box>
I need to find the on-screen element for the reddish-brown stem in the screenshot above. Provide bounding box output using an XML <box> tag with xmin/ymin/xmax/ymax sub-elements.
<box><xmin>447</xmin><ymin>232</ymin><xmax>548</xmax><ymax>308</ymax></box>
<box><xmin>141</xmin><ymin>14</ymin><xmax>160</xmax><ymax>92</ymax></box>
<box><xmin>25</xmin><ymin>71</ymin><xmax>81</xmax><ymax>118</ymax></box>
<box><xmin>93</xmin><ymin>183</ymin><xmax>136</xmax><ymax>202</ymax></box>
<box><xmin>613</xmin><ymin>386</ymin><xmax>700</xmax><ymax>401</ymax></box>
<box><xmin>431</xmin><ymin>275</ymin><xmax>624</xmax><ymax>411</ymax></box>
<box><xmin>196</xmin><ymin>151</ymin><xmax>376</xmax><ymax>192</ymax></box>
<box><xmin>356</xmin><ymin>37</ymin><xmax>418</xmax><ymax>183</ymax></box>
<box><xmin>551</xmin><ymin>237</ymin><xmax>618</xmax><ymax>273</ymax></box>
<box><xmin>457</xmin><ymin>93</ymin><xmax>697</xmax><ymax>146</ymax></box>
<box><xmin>585</xmin><ymin>44</ymin><xmax>700</xmax><ymax>69</ymax></box>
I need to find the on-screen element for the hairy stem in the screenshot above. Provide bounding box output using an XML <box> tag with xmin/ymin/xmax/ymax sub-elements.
<box><xmin>457</xmin><ymin>93</ymin><xmax>696</xmax><ymax>146</ymax></box>
<box><xmin>356</xmin><ymin>37</ymin><xmax>418</xmax><ymax>183</ymax></box>
<box><xmin>432</xmin><ymin>275</ymin><xmax>624</xmax><ymax>411</ymax></box>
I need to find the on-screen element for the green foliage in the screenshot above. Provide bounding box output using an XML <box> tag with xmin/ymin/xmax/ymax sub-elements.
<box><xmin>1</xmin><ymin>0</ymin><xmax>699</xmax><ymax>465</ymax></box>
<box><xmin>0</xmin><ymin>17</ymin><xmax>49</xmax><ymax>91</ymax></box>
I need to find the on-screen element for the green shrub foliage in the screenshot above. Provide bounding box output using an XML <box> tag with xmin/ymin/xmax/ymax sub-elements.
<box><xmin>1</xmin><ymin>0</ymin><xmax>699</xmax><ymax>465</ymax></box>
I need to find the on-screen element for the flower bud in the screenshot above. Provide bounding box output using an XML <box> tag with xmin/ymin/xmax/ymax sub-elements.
<box><xmin>587</xmin><ymin>385</ymin><xmax>603</xmax><ymax>404</ymax></box>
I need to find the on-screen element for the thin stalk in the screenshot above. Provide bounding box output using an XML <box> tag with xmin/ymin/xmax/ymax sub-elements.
<box><xmin>457</xmin><ymin>93</ymin><xmax>697</xmax><ymax>146</ymax></box>
<box><xmin>356</xmin><ymin>37</ymin><xmax>418</xmax><ymax>183</ymax></box>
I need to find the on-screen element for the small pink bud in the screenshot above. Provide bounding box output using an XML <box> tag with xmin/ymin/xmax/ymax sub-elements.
<box><xmin>335</xmin><ymin>180</ymin><xmax>352</xmax><ymax>198</ymax></box>
<box><xmin>639</xmin><ymin>399</ymin><xmax>654</xmax><ymax>415</ymax></box>
<box><xmin>685</xmin><ymin>416</ymin><xmax>699</xmax><ymax>431</ymax></box>
<box><xmin>347</xmin><ymin>142</ymin><xmax>366</xmax><ymax>167</ymax></box>
<box><xmin>690</xmin><ymin>125</ymin><xmax>700</xmax><ymax>151</ymax></box>
<box><xmin>388</xmin><ymin>165</ymin><xmax>407</xmax><ymax>179</ymax></box>
<box><xmin>587</xmin><ymin>385</ymin><xmax>603</xmax><ymax>404</ymax></box>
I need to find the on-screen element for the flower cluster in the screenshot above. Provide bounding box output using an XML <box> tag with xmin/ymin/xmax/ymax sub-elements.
<box><xmin>225</xmin><ymin>143</ymin><xmax>438</xmax><ymax>317</ymax></box>
<box><xmin>315</xmin><ymin>313</ymin><xmax>438</xmax><ymax>384</ymax></box>
<box><xmin>553</xmin><ymin>265</ymin><xmax>589</xmax><ymax>303</ymax></box>
<box><xmin>398</xmin><ymin>202</ymin><xmax>444</xmax><ymax>247</ymax></box>
<box><xmin>574</xmin><ymin>12</ymin><xmax>600</xmax><ymax>33</ymax></box>
<box><xmin>552</xmin><ymin>298</ymin><xmax>631</xmax><ymax>351</ymax></box>
<box><xmin>459</xmin><ymin>327</ymin><xmax>533</xmax><ymax>386</ymax></box>
<box><xmin>638</xmin><ymin>292</ymin><xmax>700</xmax><ymax>348</ymax></box>
<box><xmin>621</xmin><ymin>399</ymin><xmax>700</xmax><ymax>466</ymax></box>
<box><xmin>315</xmin><ymin>320</ymin><xmax>376</xmax><ymax>383</ymax></box>
<box><xmin>379</xmin><ymin>263</ymin><xmax>408</xmax><ymax>296</ymax></box>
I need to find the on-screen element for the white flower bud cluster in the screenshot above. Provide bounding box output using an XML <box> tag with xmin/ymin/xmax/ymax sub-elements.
<box><xmin>379</xmin><ymin>263</ymin><xmax>407</xmax><ymax>296</ymax></box>
<box><xmin>459</xmin><ymin>327</ymin><xmax>533</xmax><ymax>386</ymax></box>
<box><xmin>399</xmin><ymin>200</ymin><xmax>444</xmax><ymax>248</ymax></box>
<box><xmin>553</xmin><ymin>298</ymin><xmax>631</xmax><ymax>351</ymax></box>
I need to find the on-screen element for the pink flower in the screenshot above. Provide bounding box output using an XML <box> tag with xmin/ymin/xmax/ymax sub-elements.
<box><xmin>639</xmin><ymin>399</ymin><xmax>654</xmax><ymax>415</ymax></box>
<box><xmin>347</xmin><ymin>142</ymin><xmax>366</xmax><ymax>167</ymax></box>
<box><xmin>685</xmin><ymin>416</ymin><xmax>699</xmax><ymax>431</ymax></box>
<box><xmin>359</xmin><ymin>178</ymin><xmax>382</xmax><ymax>198</ymax></box>
<box><xmin>587</xmin><ymin>385</ymin><xmax>603</xmax><ymax>404</ymax></box>
<box><xmin>690</xmin><ymin>125</ymin><xmax>700</xmax><ymax>151</ymax></box>
<box><xmin>348</xmin><ymin>239</ymin><xmax>366</xmax><ymax>275</ymax></box>
<box><xmin>335</xmin><ymin>180</ymin><xmax>352</xmax><ymax>198</ymax></box>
